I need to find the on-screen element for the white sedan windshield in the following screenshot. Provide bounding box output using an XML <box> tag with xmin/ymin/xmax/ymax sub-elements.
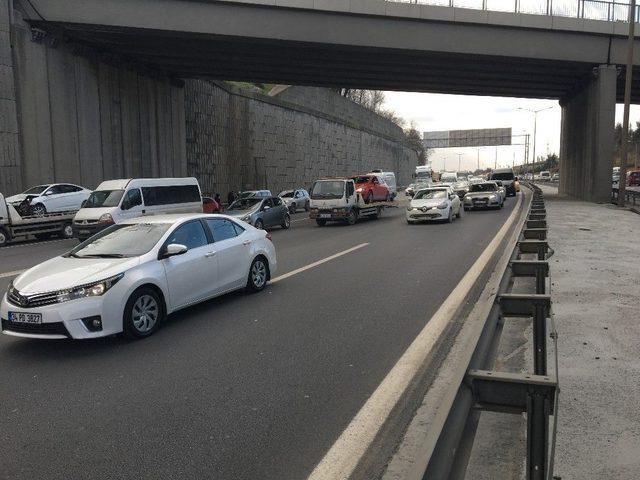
<box><xmin>69</xmin><ymin>223</ymin><xmax>171</xmax><ymax>258</ymax></box>
<box><xmin>414</xmin><ymin>190</ymin><xmax>447</xmax><ymax>200</ymax></box>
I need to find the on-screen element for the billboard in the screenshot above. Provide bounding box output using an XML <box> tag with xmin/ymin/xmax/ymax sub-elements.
<box><xmin>423</xmin><ymin>128</ymin><xmax>512</xmax><ymax>148</ymax></box>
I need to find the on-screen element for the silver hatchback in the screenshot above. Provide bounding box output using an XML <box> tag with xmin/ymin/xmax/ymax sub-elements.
<box><xmin>226</xmin><ymin>196</ymin><xmax>291</xmax><ymax>230</ymax></box>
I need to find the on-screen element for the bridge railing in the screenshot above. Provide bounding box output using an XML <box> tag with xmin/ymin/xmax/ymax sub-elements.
<box><xmin>391</xmin><ymin>0</ymin><xmax>640</xmax><ymax>23</ymax></box>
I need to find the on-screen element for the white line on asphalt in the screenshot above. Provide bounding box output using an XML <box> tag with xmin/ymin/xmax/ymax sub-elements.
<box><xmin>0</xmin><ymin>269</ymin><xmax>26</xmax><ymax>280</ymax></box>
<box><xmin>307</xmin><ymin>194</ymin><xmax>523</xmax><ymax>480</ymax></box>
<box><xmin>270</xmin><ymin>243</ymin><xmax>369</xmax><ymax>284</ymax></box>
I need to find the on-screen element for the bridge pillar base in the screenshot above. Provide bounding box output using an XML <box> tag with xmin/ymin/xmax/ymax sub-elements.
<box><xmin>559</xmin><ymin>64</ymin><xmax>616</xmax><ymax>203</ymax></box>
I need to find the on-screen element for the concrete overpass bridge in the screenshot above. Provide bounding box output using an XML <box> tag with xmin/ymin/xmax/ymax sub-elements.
<box><xmin>11</xmin><ymin>0</ymin><xmax>640</xmax><ymax>201</ymax></box>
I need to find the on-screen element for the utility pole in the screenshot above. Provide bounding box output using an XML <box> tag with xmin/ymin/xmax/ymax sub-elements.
<box><xmin>619</xmin><ymin>0</ymin><xmax>636</xmax><ymax>207</ymax></box>
<box><xmin>477</xmin><ymin>148</ymin><xmax>480</xmax><ymax>173</ymax></box>
<box><xmin>457</xmin><ymin>153</ymin><xmax>462</xmax><ymax>172</ymax></box>
<box><xmin>518</xmin><ymin>106</ymin><xmax>553</xmax><ymax>172</ymax></box>
<box><xmin>494</xmin><ymin>146</ymin><xmax>498</xmax><ymax>169</ymax></box>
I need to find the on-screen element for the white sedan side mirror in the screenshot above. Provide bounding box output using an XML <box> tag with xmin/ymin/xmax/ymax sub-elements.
<box><xmin>161</xmin><ymin>243</ymin><xmax>188</xmax><ymax>259</ymax></box>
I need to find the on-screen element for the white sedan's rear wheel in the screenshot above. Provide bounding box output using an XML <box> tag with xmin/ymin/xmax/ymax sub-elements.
<box><xmin>247</xmin><ymin>257</ymin><xmax>268</xmax><ymax>292</ymax></box>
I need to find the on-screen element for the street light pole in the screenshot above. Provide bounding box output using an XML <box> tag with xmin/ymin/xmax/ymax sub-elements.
<box><xmin>457</xmin><ymin>153</ymin><xmax>462</xmax><ymax>172</ymax></box>
<box><xmin>619</xmin><ymin>0</ymin><xmax>636</xmax><ymax>208</ymax></box>
<box><xmin>477</xmin><ymin>148</ymin><xmax>480</xmax><ymax>172</ymax></box>
<box><xmin>518</xmin><ymin>106</ymin><xmax>553</xmax><ymax>172</ymax></box>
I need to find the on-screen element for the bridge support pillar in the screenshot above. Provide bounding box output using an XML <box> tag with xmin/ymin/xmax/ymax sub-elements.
<box><xmin>559</xmin><ymin>64</ymin><xmax>616</xmax><ymax>202</ymax></box>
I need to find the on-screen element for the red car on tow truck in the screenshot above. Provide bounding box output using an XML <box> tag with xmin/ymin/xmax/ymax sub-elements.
<box><xmin>350</xmin><ymin>175</ymin><xmax>391</xmax><ymax>203</ymax></box>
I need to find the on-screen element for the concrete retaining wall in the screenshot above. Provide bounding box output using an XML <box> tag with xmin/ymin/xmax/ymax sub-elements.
<box><xmin>0</xmin><ymin>10</ymin><xmax>186</xmax><ymax>195</ymax></box>
<box><xmin>185</xmin><ymin>81</ymin><xmax>418</xmax><ymax>197</ymax></box>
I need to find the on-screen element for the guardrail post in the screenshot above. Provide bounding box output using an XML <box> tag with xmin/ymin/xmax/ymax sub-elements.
<box><xmin>527</xmin><ymin>390</ymin><xmax>550</xmax><ymax>480</ymax></box>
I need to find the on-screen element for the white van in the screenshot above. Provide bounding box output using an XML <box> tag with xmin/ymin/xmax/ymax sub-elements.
<box><xmin>369</xmin><ymin>171</ymin><xmax>397</xmax><ymax>199</ymax></box>
<box><xmin>72</xmin><ymin>178</ymin><xmax>202</xmax><ymax>241</ymax></box>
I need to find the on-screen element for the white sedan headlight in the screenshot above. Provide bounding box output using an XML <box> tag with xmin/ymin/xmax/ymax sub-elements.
<box><xmin>489</xmin><ymin>194</ymin><xmax>498</xmax><ymax>200</ymax></box>
<box><xmin>56</xmin><ymin>274</ymin><xmax>124</xmax><ymax>303</ymax></box>
<box><xmin>436</xmin><ymin>202</ymin><xmax>448</xmax><ymax>209</ymax></box>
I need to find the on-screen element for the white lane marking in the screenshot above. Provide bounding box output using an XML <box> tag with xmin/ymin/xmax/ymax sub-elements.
<box><xmin>307</xmin><ymin>194</ymin><xmax>523</xmax><ymax>480</ymax></box>
<box><xmin>271</xmin><ymin>243</ymin><xmax>369</xmax><ymax>284</ymax></box>
<box><xmin>291</xmin><ymin>217</ymin><xmax>309</xmax><ymax>223</ymax></box>
<box><xmin>0</xmin><ymin>269</ymin><xmax>26</xmax><ymax>280</ymax></box>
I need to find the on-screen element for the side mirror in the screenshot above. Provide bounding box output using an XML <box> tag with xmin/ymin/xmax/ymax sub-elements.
<box><xmin>160</xmin><ymin>243</ymin><xmax>188</xmax><ymax>259</ymax></box>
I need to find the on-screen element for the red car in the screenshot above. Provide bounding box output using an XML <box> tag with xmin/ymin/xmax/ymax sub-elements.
<box><xmin>351</xmin><ymin>175</ymin><xmax>391</xmax><ymax>203</ymax></box>
<box><xmin>202</xmin><ymin>196</ymin><xmax>220</xmax><ymax>213</ymax></box>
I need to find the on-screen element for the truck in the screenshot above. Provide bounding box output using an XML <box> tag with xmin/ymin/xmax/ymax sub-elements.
<box><xmin>0</xmin><ymin>193</ymin><xmax>76</xmax><ymax>247</ymax></box>
<box><xmin>414</xmin><ymin>165</ymin><xmax>432</xmax><ymax>182</ymax></box>
<box><xmin>308</xmin><ymin>178</ymin><xmax>394</xmax><ymax>226</ymax></box>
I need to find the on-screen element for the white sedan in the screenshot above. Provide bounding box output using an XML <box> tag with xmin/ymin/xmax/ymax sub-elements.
<box><xmin>6</xmin><ymin>183</ymin><xmax>92</xmax><ymax>215</ymax></box>
<box><xmin>1</xmin><ymin>214</ymin><xmax>277</xmax><ymax>340</ymax></box>
<box><xmin>406</xmin><ymin>187</ymin><xmax>462</xmax><ymax>224</ymax></box>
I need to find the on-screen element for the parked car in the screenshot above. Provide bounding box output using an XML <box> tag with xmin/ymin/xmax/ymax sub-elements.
<box><xmin>72</xmin><ymin>178</ymin><xmax>203</xmax><ymax>242</ymax></box>
<box><xmin>488</xmin><ymin>168</ymin><xmax>519</xmax><ymax>196</ymax></box>
<box><xmin>202</xmin><ymin>196</ymin><xmax>220</xmax><ymax>214</ymax></box>
<box><xmin>279</xmin><ymin>189</ymin><xmax>310</xmax><ymax>213</ymax></box>
<box><xmin>238</xmin><ymin>190</ymin><xmax>272</xmax><ymax>199</ymax></box>
<box><xmin>463</xmin><ymin>182</ymin><xmax>504</xmax><ymax>210</ymax></box>
<box><xmin>628</xmin><ymin>170</ymin><xmax>640</xmax><ymax>187</ymax></box>
<box><xmin>351</xmin><ymin>174</ymin><xmax>391</xmax><ymax>203</ymax></box>
<box><xmin>539</xmin><ymin>171</ymin><xmax>551</xmax><ymax>181</ymax></box>
<box><xmin>225</xmin><ymin>196</ymin><xmax>290</xmax><ymax>230</ymax></box>
<box><xmin>406</xmin><ymin>186</ymin><xmax>461</xmax><ymax>224</ymax></box>
<box><xmin>551</xmin><ymin>173</ymin><xmax>560</xmax><ymax>182</ymax></box>
<box><xmin>368</xmin><ymin>171</ymin><xmax>397</xmax><ymax>199</ymax></box>
<box><xmin>6</xmin><ymin>183</ymin><xmax>92</xmax><ymax>216</ymax></box>
<box><xmin>1</xmin><ymin>214</ymin><xmax>276</xmax><ymax>339</ymax></box>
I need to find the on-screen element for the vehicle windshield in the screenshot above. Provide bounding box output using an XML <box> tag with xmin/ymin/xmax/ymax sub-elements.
<box><xmin>83</xmin><ymin>190</ymin><xmax>125</xmax><ymax>208</ymax></box>
<box><xmin>67</xmin><ymin>223</ymin><xmax>171</xmax><ymax>258</ymax></box>
<box><xmin>279</xmin><ymin>191</ymin><xmax>294</xmax><ymax>198</ymax></box>
<box><xmin>310</xmin><ymin>181</ymin><xmax>344</xmax><ymax>199</ymax></box>
<box><xmin>22</xmin><ymin>185</ymin><xmax>49</xmax><ymax>195</ymax></box>
<box><xmin>228</xmin><ymin>198</ymin><xmax>262</xmax><ymax>210</ymax></box>
<box><xmin>352</xmin><ymin>176</ymin><xmax>372</xmax><ymax>184</ymax></box>
<box><xmin>491</xmin><ymin>172</ymin><xmax>515</xmax><ymax>180</ymax></box>
<box><xmin>414</xmin><ymin>189</ymin><xmax>447</xmax><ymax>200</ymax></box>
<box><xmin>470</xmin><ymin>183</ymin><xmax>497</xmax><ymax>192</ymax></box>
<box><xmin>415</xmin><ymin>172</ymin><xmax>431</xmax><ymax>180</ymax></box>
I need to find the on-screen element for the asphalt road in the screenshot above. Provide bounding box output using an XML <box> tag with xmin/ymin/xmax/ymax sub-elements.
<box><xmin>0</xmin><ymin>196</ymin><xmax>518</xmax><ymax>480</ymax></box>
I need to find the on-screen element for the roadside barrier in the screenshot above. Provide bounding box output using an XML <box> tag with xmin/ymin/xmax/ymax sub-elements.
<box><xmin>612</xmin><ymin>187</ymin><xmax>640</xmax><ymax>206</ymax></box>
<box><xmin>417</xmin><ymin>183</ymin><xmax>559</xmax><ymax>480</ymax></box>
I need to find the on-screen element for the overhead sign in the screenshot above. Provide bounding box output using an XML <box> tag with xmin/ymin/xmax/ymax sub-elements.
<box><xmin>423</xmin><ymin>128</ymin><xmax>512</xmax><ymax>148</ymax></box>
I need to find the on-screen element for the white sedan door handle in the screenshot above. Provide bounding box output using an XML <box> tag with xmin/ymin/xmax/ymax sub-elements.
<box><xmin>242</xmin><ymin>240</ymin><xmax>251</xmax><ymax>246</ymax></box>
<box><xmin>205</xmin><ymin>251</ymin><xmax>216</xmax><ymax>258</ymax></box>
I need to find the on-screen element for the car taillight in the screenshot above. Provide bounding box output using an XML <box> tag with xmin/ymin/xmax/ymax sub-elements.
<box><xmin>266</xmin><ymin>232</ymin><xmax>273</xmax><ymax>242</ymax></box>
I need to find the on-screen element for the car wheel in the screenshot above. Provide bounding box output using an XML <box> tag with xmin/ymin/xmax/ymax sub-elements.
<box><xmin>447</xmin><ymin>208</ymin><xmax>453</xmax><ymax>223</ymax></box>
<box><xmin>385</xmin><ymin>193</ymin><xmax>391</xmax><ymax>202</ymax></box>
<box><xmin>31</xmin><ymin>203</ymin><xmax>46</xmax><ymax>216</ymax></box>
<box><xmin>0</xmin><ymin>226</ymin><xmax>9</xmax><ymax>247</ymax></box>
<box><xmin>456</xmin><ymin>206</ymin><xmax>462</xmax><ymax>219</ymax></box>
<box><xmin>61</xmin><ymin>223</ymin><xmax>74</xmax><ymax>239</ymax></box>
<box><xmin>123</xmin><ymin>287</ymin><xmax>164</xmax><ymax>339</ymax></box>
<box><xmin>316</xmin><ymin>219</ymin><xmax>326</xmax><ymax>227</ymax></box>
<box><xmin>254</xmin><ymin>219</ymin><xmax>264</xmax><ymax>230</ymax></box>
<box><xmin>346</xmin><ymin>209</ymin><xmax>357</xmax><ymax>225</ymax></box>
<box><xmin>281</xmin><ymin>213</ymin><xmax>291</xmax><ymax>229</ymax></box>
<box><xmin>246</xmin><ymin>257</ymin><xmax>269</xmax><ymax>292</ymax></box>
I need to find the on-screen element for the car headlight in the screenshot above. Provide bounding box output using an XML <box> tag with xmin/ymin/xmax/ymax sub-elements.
<box><xmin>241</xmin><ymin>215</ymin><xmax>251</xmax><ymax>222</ymax></box>
<box><xmin>56</xmin><ymin>274</ymin><xmax>124</xmax><ymax>303</ymax></box>
<box><xmin>98</xmin><ymin>213</ymin><xmax>114</xmax><ymax>225</ymax></box>
<box><xmin>406</xmin><ymin>206</ymin><xmax>414</xmax><ymax>211</ymax></box>
<box><xmin>436</xmin><ymin>202</ymin><xmax>448</xmax><ymax>209</ymax></box>
<box><xmin>489</xmin><ymin>194</ymin><xmax>498</xmax><ymax>200</ymax></box>
<box><xmin>356</xmin><ymin>188</ymin><xmax>363</xmax><ymax>193</ymax></box>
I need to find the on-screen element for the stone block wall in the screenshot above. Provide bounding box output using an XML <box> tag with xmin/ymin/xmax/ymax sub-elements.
<box><xmin>185</xmin><ymin>81</ymin><xmax>418</xmax><ymax>197</ymax></box>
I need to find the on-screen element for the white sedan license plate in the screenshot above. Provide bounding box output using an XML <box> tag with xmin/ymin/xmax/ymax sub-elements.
<box><xmin>9</xmin><ymin>312</ymin><xmax>42</xmax><ymax>324</ymax></box>
<box><xmin>319</xmin><ymin>213</ymin><xmax>331</xmax><ymax>218</ymax></box>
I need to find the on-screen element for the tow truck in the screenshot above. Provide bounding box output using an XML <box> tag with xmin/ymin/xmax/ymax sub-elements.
<box><xmin>308</xmin><ymin>177</ymin><xmax>395</xmax><ymax>226</ymax></box>
<box><xmin>0</xmin><ymin>193</ymin><xmax>76</xmax><ymax>247</ymax></box>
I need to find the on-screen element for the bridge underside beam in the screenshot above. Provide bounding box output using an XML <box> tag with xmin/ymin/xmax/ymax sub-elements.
<box><xmin>559</xmin><ymin>64</ymin><xmax>617</xmax><ymax>202</ymax></box>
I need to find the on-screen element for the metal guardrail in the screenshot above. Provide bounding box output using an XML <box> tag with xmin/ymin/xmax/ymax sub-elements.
<box><xmin>612</xmin><ymin>186</ymin><xmax>640</xmax><ymax>206</ymax></box>
<box><xmin>422</xmin><ymin>184</ymin><xmax>559</xmax><ymax>480</ymax></box>
<box><xmin>390</xmin><ymin>0</ymin><xmax>640</xmax><ymax>23</ymax></box>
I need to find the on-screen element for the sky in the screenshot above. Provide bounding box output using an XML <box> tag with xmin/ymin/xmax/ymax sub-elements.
<box><xmin>383</xmin><ymin>92</ymin><xmax>640</xmax><ymax>172</ymax></box>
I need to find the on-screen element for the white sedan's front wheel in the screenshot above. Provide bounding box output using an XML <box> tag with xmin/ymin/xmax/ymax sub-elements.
<box><xmin>123</xmin><ymin>287</ymin><xmax>164</xmax><ymax>339</ymax></box>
